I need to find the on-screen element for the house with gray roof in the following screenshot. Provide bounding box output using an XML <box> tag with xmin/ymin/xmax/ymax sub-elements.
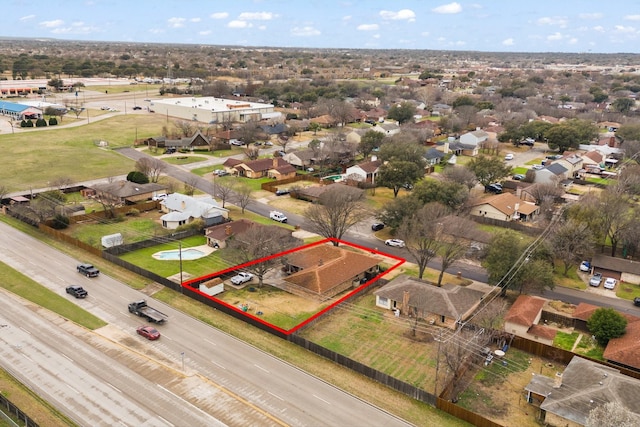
<box><xmin>525</xmin><ymin>356</ymin><xmax>640</xmax><ymax>426</ymax></box>
<box><xmin>374</xmin><ymin>275</ymin><xmax>486</xmax><ymax>329</ymax></box>
<box><xmin>424</xmin><ymin>147</ymin><xmax>446</xmax><ymax>166</ymax></box>
<box><xmin>89</xmin><ymin>181</ymin><xmax>167</xmax><ymax>205</ymax></box>
<box><xmin>533</xmin><ymin>163</ymin><xmax>568</xmax><ymax>184</ymax></box>
<box><xmin>159</xmin><ymin>193</ymin><xmax>228</xmax><ymax>229</ymax></box>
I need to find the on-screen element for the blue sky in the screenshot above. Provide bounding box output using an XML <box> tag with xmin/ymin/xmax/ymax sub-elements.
<box><xmin>7</xmin><ymin>0</ymin><xmax>640</xmax><ymax>53</ymax></box>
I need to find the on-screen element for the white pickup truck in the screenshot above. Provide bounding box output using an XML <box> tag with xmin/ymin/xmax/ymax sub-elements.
<box><xmin>269</xmin><ymin>211</ymin><xmax>288</xmax><ymax>223</ymax></box>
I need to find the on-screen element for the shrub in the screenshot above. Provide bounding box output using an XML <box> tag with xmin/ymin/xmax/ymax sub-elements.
<box><xmin>127</xmin><ymin>208</ymin><xmax>140</xmax><ymax>216</ymax></box>
<box><xmin>176</xmin><ymin>218</ymin><xmax>204</xmax><ymax>232</ymax></box>
<box><xmin>51</xmin><ymin>214</ymin><xmax>70</xmax><ymax>229</ymax></box>
<box><xmin>21</xmin><ymin>120</ymin><xmax>34</xmax><ymax>127</ymax></box>
<box><xmin>126</xmin><ymin>171</ymin><xmax>149</xmax><ymax>184</ymax></box>
<box><xmin>35</xmin><ymin>118</ymin><xmax>47</xmax><ymax>127</ymax></box>
<box><xmin>48</xmin><ymin>117</ymin><xmax>58</xmax><ymax>126</ymax></box>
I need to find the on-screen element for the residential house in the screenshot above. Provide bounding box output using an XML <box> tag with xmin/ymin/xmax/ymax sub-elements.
<box><xmin>525</xmin><ymin>356</ymin><xmax>640</xmax><ymax>427</ymax></box>
<box><xmin>581</xmin><ymin>150</ymin><xmax>605</xmax><ymax>169</ymax></box>
<box><xmin>282</xmin><ymin>149</ymin><xmax>319</xmax><ymax>170</ymax></box>
<box><xmin>424</xmin><ymin>147</ymin><xmax>446</xmax><ymax>167</ymax></box>
<box><xmin>281</xmin><ymin>244</ymin><xmax>381</xmax><ymax>299</ymax></box>
<box><xmin>374</xmin><ymin>275</ymin><xmax>486</xmax><ymax>329</ymax></box>
<box><xmin>345</xmin><ymin>128</ymin><xmax>370</xmax><ymax>145</ymax></box>
<box><xmin>470</xmin><ymin>193</ymin><xmax>539</xmax><ymax>222</ymax></box>
<box><xmin>370</xmin><ymin>122</ymin><xmax>401</xmax><ymax>136</ymax></box>
<box><xmin>260</xmin><ymin>123</ymin><xmax>288</xmax><ymax>136</ymax></box>
<box><xmin>221</xmin><ymin>158</ymin><xmax>243</xmax><ymax>174</ymax></box>
<box><xmin>159</xmin><ymin>193</ymin><xmax>228</xmax><ymax>229</ymax></box>
<box><xmin>358</xmin><ymin>107</ymin><xmax>386</xmax><ymax>123</ymax></box>
<box><xmin>460</xmin><ymin>129</ymin><xmax>489</xmax><ymax>146</ymax></box>
<box><xmin>145</xmin><ymin>129</ymin><xmax>212</xmax><ymax>151</ymax></box>
<box><xmin>204</xmin><ymin>219</ymin><xmax>255</xmax><ymax>249</ymax></box>
<box><xmin>591</xmin><ymin>253</ymin><xmax>640</xmax><ymax>284</ymax></box>
<box><xmin>555</xmin><ymin>154</ymin><xmax>583</xmax><ymax>178</ymax></box>
<box><xmin>604</xmin><ymin>316</ymin><xmax>640</xmax><ymax>371</ymax></box>
<box><xmin>309</xmin><ymin>114</ymin><xmax>336</xmax><ymax>128</ymax></box>
<box><xmin>88</xmin><ymin>181</ymin><xmax>167</xmax><ymax>205</ymax></box>
<box><xmin>344</xmin><ymin>157</ymin><xmax>382</xmax><ymax>184</ymax></box>
<box><xmin>432</xmin><ymin>103</ymin><xmax>452</xmax><ymax>116</ymax></box>
<box><xmin>533</xmin><ymin>163</ymin><xmax>568</xmax><ymax>184</ymax></box>
<box><xmin>504</xmin><ymin>295</ymin><xmax>556</xmax><ymax>345</ymax></box>
<box><xmin>232</xmin><ymin>157</ymin><xmax>297</xmax><ymax>179</ymax></box>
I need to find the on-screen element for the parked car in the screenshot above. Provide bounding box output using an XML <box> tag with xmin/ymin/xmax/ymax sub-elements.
<box><xmin>512</xmin><ymin>174</ymin><xmax>525</xmax><ymax>181</ymax></box>
<box><xmin>215</xmin><ymin>170</ymin><xmax>229</xmax><ymax>177</ymax></box>
<box><xmin>546</xmin><ymin>154</ymin><xmax>562</xmax><ymax>160</ymax></box>
<box><xmin>164</xmin><ymin>147</ymin><xmax>176</xmax><ymax>154</ymax></box>
<box><xmin>230</xmin><ymin>272</ymin><xmax>253</xmax><ymax>285</ymax></box>
<box><xmin>603</xmin><ymin>277</ymin><xmax>617</xmax><ymax>290</ymax></box>
<box><xmin>485</xmin><ymin>183</ymin><xmax>503</xmax><ymax>194</ymax></box>
<box><xmin>589</xmin><ymin>272</ymin><xmax>603</xmax><ymax>287</ymax></box>
<box><xmin>385</xmin><ymin>239</ymin><xmax>405</xmax><ymax>248</ymax></box>
<box><xmin>275</xmin><ymin>188</ymin><xmax>290</xmax><ymax>196</ymax></box>
<box><xmin>264</xmin><ymin>141</ymin><xmax>273</xmax><ymax>146</ymax></box>
<box><xmin>579</xmin><ymin>261</ymin><xmax>591</xmax><ymax>272</ymax></box>
<box><xmin>66</xmin><ymin>285</ymin><xmax>88</xmax><ymax>298</ymax></box>
<box><xmin>229</xmin><ymin>139</ymin><xmax>244</xmax><ymax>146</ymax></box>
<box><xmin>371</xmin><ymin>223</ymin><xmax>385</xmax><ymax>231</ymax></box>
<box><xmin>532</xmin><ymin>164</ymin><xmax>545</xmax><ymax>170</ymax></box>
<box><xmin>520</xmin><ymin>138</ymin><xmax>535</xmax><ymax>146</ymax></box>
<box><xmin>136</xmin><ymin>325</ymin><xmax>161</xmax><ymax>340</ymax></box>
<box><xmin>634</xmin><ymin>297</ymin><xmax>640</xmax><ymax>307</ymax></box>
<box><xmin>504</xmin><ymin>153</ymin><xmax>514</xmax><ymax>160</ymax></box>
<box><xmin>152</xmin><ymin>193</ymin><xmax>167</xmax><ymax>201</ymax></box>
<box><xmin>132</xmin><ymin>106</ymin><xmax>142</xmax><ymax>110</ymax></box>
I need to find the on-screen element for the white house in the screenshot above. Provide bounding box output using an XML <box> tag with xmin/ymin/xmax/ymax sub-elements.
<box><xmin>160</xmin><ymin>193</ymin><xmax>228</xmax><ymax>229</ymax></box>
<box><xmin>460</xmin><ymin>129</ymin><xmax>488</xmax><ymax>146</ymax></box>
<box><xmin>345</xmin><ymin>157</ymin><xmax>382</xmax><ymax>184</ymax></box>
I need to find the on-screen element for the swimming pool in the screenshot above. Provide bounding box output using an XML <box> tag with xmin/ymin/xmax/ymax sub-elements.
<box><xmin>153</xmin><ymin>248</ymin><xmax>207</xmax><ymax>261</ymax></box>
<box><xmin>323</xmin><ymin>175</ymin><xmax>344</xmax><ymax>182</ymax></box>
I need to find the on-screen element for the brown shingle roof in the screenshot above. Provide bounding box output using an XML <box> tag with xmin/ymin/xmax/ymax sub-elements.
<box><xmin>356</xmin><ymin>159</ymin><xmax>382</xmax><ymax>173</ymax></box>
<box><xmin>204</xmin><ymin>219</ymin><xmax>254</xmax><ymax>241</ymax></box>
<box><xmin>604</xmin><ymin>320</ymin><xmax>640</xmax><ymax>369</ymax></box>
<box><xmin>504</xmin><ymin>295</ymin><xmax>546</xmax><ymax>327</ymax></box>
<box><xmin>528</xmin><ymin>324</ymin><xmax>557</xmax><ymax>340</ymax></box>
<box><xmin>472</xmin><ymin>193</ymin><xmax>539</xmax><ymax>216</ymax></box>
<box><xmin>284</xmin><ymin>245</ymin><xmax>380</xmax><ymax>294</ymax></box>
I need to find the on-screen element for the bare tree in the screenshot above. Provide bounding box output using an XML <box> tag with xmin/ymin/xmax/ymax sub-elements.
<box><xmin>526</xmin><ymin>182</ymin><xmax>564</xmax><ymax>204</ymax></box>
<box><xmin>236</xmin><ymin>120</ymin><xmax>260</xmax><ymax>145</ymax></box>
<box><xmin>278</xmin><ymin>136</ymin><xmax>292</xmax><ymax>153</ymax></box>
<box><xmin>397</xmin><ymin>203</ymin><xmax>449</xmax><ymax>279</ymax></box>
<box><xmin>174</xmin><ymin>120</ymin><xmax>196</xmax><ymax>137</ymax></box>
<box><xmin>213</xmin><ymin>180</ymin><xmax>235</xmax><ymax>208</ymax></box>
<box><xmin>135</xmin><ymin>157</ymin><xmax>167</xmax><ymax>183</ymax></box>
<box><xmin>233</xmin><ymin>184</ymin><xmax>252</xmax><ymax>214</ymax></box>
<box><xmin>183</xmin><ymin>175</ymin><xmax>200</xmax><ymax>196</ymax></box>
<box><xmin>244</xmin><ymin>146</ymin><xmax>260</xmax><ymax>160</ymax></box>
<box><xmin>438</xmin><ymin>329</ymin><xmax>487</xmax><ymax>400</ymax></box>
<box><xmin>442</xmin><ymin>166</ymin><xmax>478</xmax><ymax>190</ymax></box>
<box><xmin>550</xmin><ymin>219</ymin><xmax>595</xmax><ymax>275</ymax></box>
<box><xmin>305</xmin><ymin>185</ymin><xmax>367</xmax><ymax>246</ymax></box>
<box><xmin>436</xmin><ymin>216</ymin><xmax>475</xmax><ymax>287</ymax></box>
<box><xmin>50</xmin><ymin>176</ymin><xmax>73</xmax><ymax>191</ymax></box>
<box><xmin>227</xmin><ymin>225</ymin><xmax>301</xmax><ymax>287</ymax></box>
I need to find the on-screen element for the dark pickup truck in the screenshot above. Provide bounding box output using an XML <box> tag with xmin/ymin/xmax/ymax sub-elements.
<box><xmin>128</xmin><ymin>300</ymin><xmax>168</xmax><ymax>324</ymax></box>
<box><xmin>66</xmin><ymin>285</ymin><xmax>88</xmax><ymax>298</ymax></box>
<box><xmin>77</xmin><ymin>263</ymin><xmax>100</xmax><ymax>277</ymax></box>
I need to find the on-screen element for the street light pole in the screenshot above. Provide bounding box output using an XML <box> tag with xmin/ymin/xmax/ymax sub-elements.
<box><xmin>178</xmin><ymin>241</ymin><xmax>183</xmax><ymax>292</ymax></box>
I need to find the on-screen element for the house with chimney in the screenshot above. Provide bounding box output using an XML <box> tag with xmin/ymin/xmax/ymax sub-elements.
<box><xmin>87</xmin><ymin>181</ymin><xmax>167</xmax><ymax>205</ymax></box>
<box><xmin>374</xmin><ymin>275</ymin><xmax>486</xmax><ymax>329</ymax></box>
<box><xmin>504</xmin><ymin>295</ymin><xmax>556</xmax><ymax>345</ymax></box>
<box><xmin>204</xmin><ymin>219</ymin><xmax>257</xmax><ymax>248</ymax></box>
<box><xmin>469</xmin><ymin>193</ymin><xmax>540</xmax><ymax>222</ymax></box>
<box><xmin>231</xmin><ymin>157</ymin><xmax>297</xmax><ymax>179</ymax></box>
<box><xmin>344</xmin><ymin>156</ymin><xmax>382</xmax><ymax>184</ymax></box>
<box><xmin>524</xmin><ymin>356</ymin><xmax>640</xmax><ymax>427</ymax></box>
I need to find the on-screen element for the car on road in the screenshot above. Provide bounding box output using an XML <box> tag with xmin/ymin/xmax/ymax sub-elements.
<box><xmin>100</xmin><ymin>106</ymin><xmax>111</xmax><ymax>110</ymax></box>
<box><xmin>136</xmin><ymin>325</ymin><xmax>161</xmax><ymax>340</ymax></box>
<box><xmin>385</xmin><ymin>239</ymin><xmax>405</xmax><ymax>248</ymax></box>
<box><xmin>229</xmin><ymin>139</ymin><xmax>244</xmax><ymax>146</ymax></box>
<box><xmin>546</xmin><ymin>154</ymin><xmax>562</xmax><ymax>160</ymax></box>
<box><xmin>230</xmin><ymin>272</ymin><xmax>253</xmax><ymax>285</ymax></box>
<box><xmin>77</xmin><ymin>263</ymin><xmax>100</xmax><ymax>277</ymax></box>
<box><xmin>579</xmin><ymin>261</ymin><xmax>591</xmax><ymax>272</ymax></box>
<box><xmin>371</xmin><ymin>223</ymin><xmax>385</xmax><ymax>231</ymax></box>
<box><xmin>589</xmin><ymin>272</ymin><xmax>603</xmax><ymax>287</ymax></box>
<box><xmin>264</xmin><ymin>141</ymin><xmax>273</xmax><ymax>146</ymax></box>
<box><xmin>66</xmin><ymin>285</ymin><xmax>88</xmax><ymax>298</ymax></box>
<box><xmin>634</xmin><ymin>297</ymin><xmax>640</xmax><ymax>307</ymax></box>
<box><xmin>269</xmin><ymin>211</ymin><xmax>287</xmax><ymax>223</ymax></box>
<box><xmin>512</xmin><ymin>174</ymin><xmax>525</xmax><ymax>181</ymax></box>
<box><xmin>603</xmin><ymin>277</ymin><xmax>617</xmax><ymax>290</ymax></box>
<box><xmin>504</xmin><ymin>153</ymin><xmax>514</xmax><ymax>160</ymax></box>
<box><xmin>132</xmin><ymin>106</ymin><xmax>142</xmax><ymax>110</ymax></box>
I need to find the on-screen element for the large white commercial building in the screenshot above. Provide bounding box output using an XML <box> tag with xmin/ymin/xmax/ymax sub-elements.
<box><xmin>147</xmin><ymin>97</ymin><xmax>277</xmax><ymax>124</ymax></box>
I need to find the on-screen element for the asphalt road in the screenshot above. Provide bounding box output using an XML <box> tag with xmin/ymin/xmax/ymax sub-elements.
<box><xmin>0</xmin><ymin>221</ymin><xmax>413</xmax><ymax>427</ymax></box>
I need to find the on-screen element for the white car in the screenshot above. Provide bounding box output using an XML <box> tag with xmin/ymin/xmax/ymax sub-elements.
<box><xmin>532</xmin><ymin>164</ymin><xmax>545</xmax><ymax>170</ymax></box>
<box><xmin>152</xmin><ymin>193</ymin><xmax>167</xmax><ymax>201</ymax></box>
<box><xmin>385</xmin><ymin>239</ymin><xmax>405</xmax><ymax>248</ymax></box>
<box><xmin>603</xmin><ymin>277</ymin><xmax>617</xmax><ymax>290</ymax></box>
<box><xmin>269</xmin><ymin>211</ymin><xmax>288</xmax><ymax>223</ymax></box>
<box><xmin>504</xmin><ymin>153</ymin><xmax>514</xmax><ymax>160</ymax></box>
<box><xmin>230</xmin><ymin>272</ymin><xmax>253</xmax><ymax>285</ymax></box>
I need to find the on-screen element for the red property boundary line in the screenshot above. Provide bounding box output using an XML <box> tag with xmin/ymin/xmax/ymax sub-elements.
<box><xmin>183</xmin><ymin>237</ymin><xmax>405</xmax><ymax>336</ymax></box>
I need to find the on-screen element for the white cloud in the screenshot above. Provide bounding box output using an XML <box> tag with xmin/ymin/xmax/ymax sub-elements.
<box><xmin>432</xmin><ymin>3</ymin><xmax>462</xmax><ymax>14</ymax></box>
<box><xmin>624</xmin><ymin>15</ymin><xmax>640</xmax><ymax>21</ymax></box>
<box><xmin>593</xmin><ymin>25</ymin><xmax>605</xmax><ymax>32</ymax></box>
<box><xmin>536</xmin><ymin>16</ymin><xmax>568</xmax><ymax>28</ymax></box>
<box><xmin>39</xmin><ymin>19</ymin><xmax>64</xmax><ymax>28</ymax></box>
<box><xmin>168</xmin><ymin>17</ymin><xmax>186</xmax><ymax>28</ymax></box>
<box><xmin>228</xmin><ymin>20</ymin><xmax>251</xmax><ymax>29</ymax></box>
<box><xmin>258</xmin><ymin>25</ymin><xmax>267</xmax><ymax>30</ymax></box>
<box><xmin>191</xmin><ymin>18</ymin><xmax>201</xmax><ymax>23</ymax></box>
<box><xmin>421</xmin><ymin>31</ymin><xmax>430</xmax><ymax>37</ymax></box>
<box><xmin>568</xmin><ymin>38</ymin><xmax>578</xmax><ymax>45</ymax></box>
<box><xmin>579</xmin><ymin>13</ymin><xmax>602</xmax><ymax>19</ymax></box>
<box><xmin>210</xmin><ymin>12</ymin><xmax>229</xmax><ymax>19</ymax></box>
<box><xmin>547</xmin><ymin>32</ymin><xmax>563</xmax><ymax>41</ymax></box>
<box><xmin>373</xmin><ymin>34</ymin><xmax>380</xmax><ymax>39</ymax></box>
<box><xmin>342</xmin><ymin>15</ymin><xmax>352</xmax><ymax>21</ymax></box>
<box><xmin>379</xmin><ymin>9</ymin><xmax>416</xmax><ymax>22</ymax></box>
<box><xmin>357</xmin><ymin>24</ymin><xmax>379</xmax><ymax>31</ymax></box>
<box><xmin>199</xmin><ymin>30</ymin><xmax>212</xmax><ymax>36</ymax></box>
<box><xmin>19</xmin><ymin>15</ymin><xmax>35</xmax><ymax>22</ymax></box>
<box><xmin>49</xmin><ymin>22</ymin><xmax>99</xmax><ymax>35</ymax></box>
<box><xmin>502</xmin><ymin>38</ymin><xmax>515</xmax><ymax>46</ymax></box>
<box><xmin>613</xmin><ymin>25</ymin><xmax>637</xmax><ymax>34</ymax></box>
<box><xmin>290</xmin><ymin>26</ymin><xmax>320</xmax><ymax>37</ymax></box>
<box><xmin>149</xmin><ymin>28</ymin><xmax>164</xmax><ymax>34</ymax></box>
<box><xmin>238</xmin><ymin>12</ymin><xmax>277</xmax><ymax>21</ymax></box>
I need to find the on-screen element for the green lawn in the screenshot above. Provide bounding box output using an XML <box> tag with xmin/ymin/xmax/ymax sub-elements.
<box><xmin>68</xmin><ymin>216</ymin><xmax>170</xmax><ymax>247</ymax></box>
<box><xmin>553</xmin><ymin>331</ymin><xmax>580</xmax><ymax>350</ymax></box>
<box><xmin>0</xmin><ymin>261</ymin><xmax>106</xmax><ymax>330</ymax></box>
